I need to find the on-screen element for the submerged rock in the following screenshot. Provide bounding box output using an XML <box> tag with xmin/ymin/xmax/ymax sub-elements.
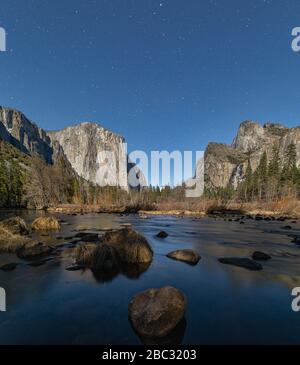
<box><xmin>65</xmin><ymin>264</ymin><xmax>86</xmax><ymax>271</ymax></box>
<box><xmin>129</xmin><ymin>286</ymin><xmax>187</xmax><ymax>339</ymax></box>
<box><xmin>282</xmin><ymin>225</ymin><xmax>292</xmax><ymax>230</ymax></box>
<box><xmin>156</xmin><ymin>231</ymin><xmax>168</xmax><ymax>238</ymax></box>
<box><xmin>28</xmin><ymin>259</ymin><xmax>48</xmax><ymax>267</ymax></box>
<box><xmin>31</xmin><ymin>217</ymin><xmax>60</xmax><ymax>231</ymax></box>
<box><xmin>17</xmin><ymin>242</ymin><xmax>54</xmax><ymax>259</ymax></box>
<box><xmin>79</xmin><ymin>234</ymin><xmax>99</xmax><ymax>242</ymax></box>
<box><xmin>218</xmin><ymin>257</ymin><xmax>263</xmax><ymax>271</ymax></box>
<box><xmin>292</xmin><ymin>236</ymin><xmax>300</xmax><ymax>244</ymax></box>
<box><xmin>252</xmin><ymin>251</ymin><xmax>271</xmax><ymax>261</ymax></box>
<box><xmin>166</xmin><ymin>249</ymin><xmax>200</xmax><ymax>265</ymax></box>
<box><xmin>0</xmin><ymin>263</ymin><xmax>17</xmax><ymax>271</ymax></box>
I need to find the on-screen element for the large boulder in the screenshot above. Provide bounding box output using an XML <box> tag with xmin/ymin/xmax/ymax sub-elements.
<box><xmin>0</xmin><ymin>216</ymin><xmax>29</xmax><ymax>235</ymax></box>
<box><xmin>16</xmin><ymin>241</ymin><xmax>54</xmax><ymax>259</ymax></box>
<box><xmin>218</xmin><ymin>257</ymin><xmax>263</xmax><ymax>271</ymax></box>
<box><xmin>31</xmin><ymin>217</ymin><xmax>60</xmax><ymax>231</ymax></box>
<box><xmin>167</xmin><ymin>249</ymin><xmax>200</xmax><ymax>265</ymax></box>
<box><xmin>100</xmin><ymin>228</ymin><xmax>153</xmax><ymax>263</ymax></box>
<box><xmin>129</xmin><ymin>286</ymin><xmax>187</xmax><ymax>339</ymax></box>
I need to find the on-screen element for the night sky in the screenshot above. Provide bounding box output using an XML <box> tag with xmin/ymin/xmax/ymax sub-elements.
<box><xmin>1</xmin><ymin>0</ymin><xmax>300</xmax><ymax>157</ymax></box>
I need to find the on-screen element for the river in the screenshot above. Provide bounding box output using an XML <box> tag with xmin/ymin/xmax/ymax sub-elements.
<box><xmin>0</xmin><ymin>210</ymin><xmax>300</xmax><ymax>344</ymax></box>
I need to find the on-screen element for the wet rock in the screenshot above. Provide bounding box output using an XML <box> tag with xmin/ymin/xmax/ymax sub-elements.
<box><xmin>185</xmin><ymin>231</ymin><xmax>197</xmax><ymax>235</ymax></box>
<box><xmin>255</xmin><ymin>216</ymin><xmax>263</xmax><ymax>221</ymax></box>
<box><xmin>240</xmin><ymin>221</ymin><xmax>245</xmax><ymax>224</ymax></box>
<box><xmin>292</xmin><ymin>236</ymin><xmax>300</xmax><ymax>244</ymax></box>
<box><xmin>28</xmin><ymin>259</ymin><xmax>48</xmax><ymax>267</ymax></box>
<box><xmin>0</xmin><ymin>216</ymin><xmax>29</xmax><ymax>235</ymax></box>
<box><xmin>139</xmin><ymin>318</ymin><xmax>186</xmax><ymax>346</ymax></box>
<box><xmin>282</xmin><ymin>225</ymin><xmax>292</xmax><ymax>230</ymax></box>
<box><xmin>80</xmin><ymin>234</ymin><xmax>99</xmax><ymax>242</ymax></box>
<box><xmin>139</xmin><ymin>214</ymin><xmax>148</xmax><ymax>219</ymax></box>
<box><xmin>156</xmin><ymin>231</ymin><xmax>168</xmax><ymax>238</ymax></box>
<box><xmin>277</xmin><ymin>217</ymin><xmax>286</xmax><ymax>222</ymax></box>
<box><xmin>129</xmin><ymin>286</ymin><xmax>187</xmax><ymax>339</ymax></box>
<box><xmin>252</xmin><ymin>251</ymin><xmax>271</xmax><ymax>261</ymax></box>
<box><xmin>167</xmin><ymin>249</ymin><xmax>200</xmax><ymax>265</ymax></box>
<box><xmin>31</xmin><ymin>217</ymin><xmax>60</xmax><ymax>231</ymax></box>
<box><xmin>0</xmin><ymin>263</ymin><xmax>17</xmax><ymax>271</ymax></box>
<box><xmin>17</xmin><ymin>242</ymin><xmax>54</xmax><ymax>259</ymax></box>
<box><xmin>65</xmin><ymin>264</ymin><xmax>86</xmax><ymax>271</ymax></box>
<box><xmin>218</xmin><ymin>257</ymin><xmax>263</xmax><ymax>271</ymax></box>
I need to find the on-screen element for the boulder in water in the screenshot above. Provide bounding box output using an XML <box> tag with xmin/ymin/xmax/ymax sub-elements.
<box><xmin>0</xmin><ymin>216</ymin><xmax>29</xmax><ymax>235</ymax></box>
<box><xmin>17</xmin><ymin>242</ymin><xmax>54</xmax><ymax>259</ymax></box>
<box><xmin>252</xmin><ymin>251</ymin><xmax>271</xmax><ymax>261</ymax></box>
<box><xmin>31</xmin><ymin>217</ymin><xmax>60</xmax><ymax>231</ymax></box>
<box><xmin>218</xmin><ymin>257</ymin><xmax>263</xmax><ymax>271</ymax></box>
<box><xmin>129</xmin><ymin>286</ymin><xmax>187</xmax><ymax>339</ymax></box>
<box><xmin>166</xmin><ymin>249</ymin><xmax>200</xmax><ymax>265</ymax></box>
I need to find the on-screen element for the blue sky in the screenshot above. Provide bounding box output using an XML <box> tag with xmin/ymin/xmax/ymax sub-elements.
<box><xmin>0</xmin><ymin>0</ymin><xmax>300</xmax><ymax>158</ymax></box>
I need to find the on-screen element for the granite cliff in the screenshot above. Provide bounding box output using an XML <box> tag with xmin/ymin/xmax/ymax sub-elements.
<box><xmin>204</xmin><ymin>121</ymin><xmax>300</xmax><ymax>189</ymax></box>
<box><xmin>0</xmin><ymin>107</ymin><xmax>146</xmax><ymax>191</ymax></box>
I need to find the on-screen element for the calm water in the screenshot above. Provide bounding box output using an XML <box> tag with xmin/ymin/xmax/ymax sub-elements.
<box><xmin>0</xmin><ymin>210</ymin><xmax>300</xmax><ymax>345</ymax></box>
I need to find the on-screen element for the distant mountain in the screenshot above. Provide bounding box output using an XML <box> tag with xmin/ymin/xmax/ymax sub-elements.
<box><xmin>204</xmin><ymin>121</ymin><xmax>300</xmax><ymax>189</ymax></box>
<box><xmin>0</xmin><ymin>106</ymin><xmax>146</xmax><ymax>191</ymax></box>
<box><xmin>48</xmin><ymin>122</ymin><xmax>146</xmax><ymax>190</ymax></box>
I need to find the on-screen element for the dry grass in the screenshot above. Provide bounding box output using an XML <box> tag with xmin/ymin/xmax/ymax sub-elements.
<box><xmin>0</xmin><ymin>226</ymin><xmax>29</xmax><ymax>253</ymax></box>
<box><xmin>31</xmin><ymin>217</ymin><xmax>60</xmax><ymax>231</ymax></box>
<box><xmin>75</xmin><ymin>228</ymin><xmax>153</xmax><ymax>268</ymax></box>
<box><xmin>101</xmin><ymin>228</ymin><xmax>153</xmax><ymax>263</ymax></box>
<box><xmin>153</xmin><ymin>198</ymin><xmax>300</xmax><ymax>218</ymax></box>
<box><xmin>0</xmin><ymin>217</ymin><xmax>29</xmax><ymax>235</ymax></box>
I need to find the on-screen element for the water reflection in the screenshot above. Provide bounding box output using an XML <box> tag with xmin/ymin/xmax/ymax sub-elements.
<box><xmin>91</xmin><ymin>261</ymin><xmax>151</xmax><ymax>283</ymax></box>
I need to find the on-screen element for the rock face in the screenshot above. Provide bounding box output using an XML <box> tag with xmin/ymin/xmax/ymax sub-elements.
<box><xmin>204</xmin><ymin>121</ymin><xmax>300</xmax><ymax>189</ymax></box>
<box><xmin>0</xmin><ymin>107</ymin><xmax>53</xmax><ymax>163</ymax></box>
<box><xmin>129</xmin><ymin>286</ymin><xmax>187</xmax><ymax>339</ymax></box>
<box><xmin>48</xmin><ymin>122</ymin><xmax>147</xmax><ymax>190</ymax></box>
<box><xmin>0</xmin><ymin>106</ymin><xmax>146</xmax><ymax>191</ymax></box>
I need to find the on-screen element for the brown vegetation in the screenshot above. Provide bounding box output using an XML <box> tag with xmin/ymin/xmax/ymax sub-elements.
<box><xmin>31</xmin><ymin>217</ymin><xmax>60</xmax><ymax>231</ymax></box>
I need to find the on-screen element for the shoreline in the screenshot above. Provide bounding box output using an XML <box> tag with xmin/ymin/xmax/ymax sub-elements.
<box><xmin>2</xmin><ymin>202</ymin><xmax>299</xmax><ymax>219</ymax></box>
<box><xmin>45</xmin><ymin>204</ymin><xmax>300</xmax><ymax>219</ymax></box>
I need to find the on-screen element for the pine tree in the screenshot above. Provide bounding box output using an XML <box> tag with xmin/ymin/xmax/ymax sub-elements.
<box><xmin>254</xmin><ymin>151</ymin><xmax>268</xmax><ymax>200</ymax></box>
